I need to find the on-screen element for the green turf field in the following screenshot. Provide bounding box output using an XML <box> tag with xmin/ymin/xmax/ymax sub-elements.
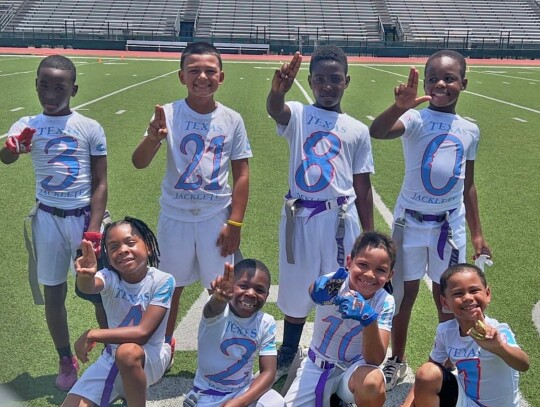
<box><xmin>0</xmin><ymin>54</ymin><xmax>538</xmax><ymax>406</ymax></box>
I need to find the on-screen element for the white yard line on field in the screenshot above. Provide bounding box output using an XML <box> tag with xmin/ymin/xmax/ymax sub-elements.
<box><xmin>0</xmin><ymin>69</ymin><xmax>177</xmax><ymax>140</ymax></box>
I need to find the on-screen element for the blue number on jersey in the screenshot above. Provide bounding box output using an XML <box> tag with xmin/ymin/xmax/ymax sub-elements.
<box><xmin>295</xmin><ymin>131</ymin><xmax>340</xmax><ymax>193</ymax></box>
<box><xmin>118</xmin><ymin>305</ymin><xmax>143</xmax><ymax>327</ymax></box>
<box><xmin>421</xmin><ymin>134</ymin><xmax>464</xmax><ymax>196</ymax></box>
<box><xmin>205</xmin><ymin>337</ymin><xmax>257</xmax><ymax>386</ymax></box>
<box><xmin>175</xmin><ymin>134</ymin><xmax>225</xmax><ymax>191</ymax></box>
<box><xmin>456</xmin><ymin>358</ymin><xmax>482</xmax><ymax>403</ymax></box>
<box><xmin>315</xmin><ymin>315</ymin><xmax>363</xmax><ymax>363</ymax></box>
<box><xmin>41</xmin><ymin>136</ymin><xmax>80</xmax><ymax>191</ymax></box>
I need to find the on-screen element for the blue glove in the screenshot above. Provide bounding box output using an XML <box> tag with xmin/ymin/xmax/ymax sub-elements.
<box><xmin>334</xmin><ymin>292</ymin><xmax>378</xmax><ymax>327</ymax></box>
<box><xmin>310</xmin><ymin>267</ymin><xmax>348</xmax><ymax>305</ymax></box>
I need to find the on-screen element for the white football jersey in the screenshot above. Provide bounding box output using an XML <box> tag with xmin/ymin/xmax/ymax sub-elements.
<box><xmin>96</xmin><ymin>267</ymin><xmax>175</xmax><ymax>351</ymax></box>
<box><xmin>9</xmin><ymin>112</ymin><xmax>107</xmax><ymax>209</ymax></box>
<box><xmin>430</xmin><ymin>317</ymin><xmax>521</xmax><ymax>407</ymax></box>
<box><xmin>309</xmin><ymin>275</ymin><xmax>394</xmax><ymax>367</ymax></box>
<box><xmin>397</xmin><ymin>108</ymin><xmax>479</xmax><ymax>212</ymax></box>
<box><xmin>277</xmin><ymin>102</ymin><xmax>373</xmax><ymax>210</ymax></box>
<box><xmin>194</xmin><ymin>302</ymin><xmax>277</xmax><ymax>393</ymax></box>
<box><xmin>155</xmin><ymin>100</ymin><xmax>252</xmax><ymax>221</ymax></box>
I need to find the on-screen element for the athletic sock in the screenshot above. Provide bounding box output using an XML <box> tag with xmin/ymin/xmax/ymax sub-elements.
<box><xmin>165</xmin><ymin>334</ymin><xmax>173</xmax><ymax>344</ymax></box>
<box><xmin>282</xmin><ymin>320</ymin><xmax>305</xmax><ymax>352</ymax></box>
<box><xmin>56</xmin><ymin>345</ymin><xmax>72</xmax><ymax>359</ymax></box>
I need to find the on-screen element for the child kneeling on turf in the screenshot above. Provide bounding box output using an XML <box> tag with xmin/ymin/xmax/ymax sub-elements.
<box><xmin>184</xmin><ymin>259</ymin><xmax>285</xmax><ymax>407</ymax></box>
<box><xmin>62</xmin><ymin>217</ymin><xmax>175</xmax><ymax>407</ymax></box>
<box><xmin>284</xmin><ymin>232</ymin><xmax>396</xmax><ymax>407</ymax></box>
<box><xmin>402</xmin><ymin>263</ymin><xmax>529</xmax><ymax>407</ymax></box>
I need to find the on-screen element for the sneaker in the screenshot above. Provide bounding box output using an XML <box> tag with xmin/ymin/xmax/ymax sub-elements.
<box><xmin>383</xmin><ymin>356</ymin><xmax>407</xmax><ymax>391</ymax></box>
<box><xmin>274</xmin><ymin>346</ymin><xmax>296</xmax><ymax>383</ymax></box>
<box><xmin>166</xmin><ymin>337</ymin><xmax>176</xmax><ymax>372</ymax></box>
<box><xmin>55</xmin><ymin>356</ymin><xmax>79</xmax><ymax>391</ymax></box>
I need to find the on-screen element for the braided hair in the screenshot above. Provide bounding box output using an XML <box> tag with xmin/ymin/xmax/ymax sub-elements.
<box><xmin>101</xmin><ymin>217</ymin><xmax>160</xmax><ymax>272</ymax></box>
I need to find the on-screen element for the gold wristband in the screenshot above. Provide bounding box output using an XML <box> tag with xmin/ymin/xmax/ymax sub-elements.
<box><xmin>227</xmin><ymin>219</ymin><xmax>244</xmax><ymax>227</ymax></box>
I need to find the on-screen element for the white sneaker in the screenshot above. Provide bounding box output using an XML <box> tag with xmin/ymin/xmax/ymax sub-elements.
<box><xmin>383</xmin><ymin>356</ymin><xmax>407</xmax><ymax>391</ymax></box>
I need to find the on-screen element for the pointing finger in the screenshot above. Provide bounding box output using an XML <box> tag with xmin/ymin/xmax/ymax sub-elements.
<box><xmin>407</xmin><ymin>67</ymin><xmax>418</xmax><ymax>89</ymax></box>
<box><xmin>154</xmin><ymin>105</ymin><xmax>165</xmax><ymax>121</ymax></box>
<box><xmin>224</xmin><ymin>262</ymin><xmax>234</xmax><ymax>283</ymax></box>
<box><xmin>288</xmin><ymin>52</ymin><xmax>302</xmax><ymax>76</ymax></box>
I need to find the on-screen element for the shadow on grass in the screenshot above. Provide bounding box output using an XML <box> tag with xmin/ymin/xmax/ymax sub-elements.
<box><xmin>4</xmin><ymin>372</ymin><xmax>67</xmax><ymax>405</ymax></box>
<box><xmin>147</xmin><ymin>370</ymin><xmax>194</xmax><ymax>402</ymax></box>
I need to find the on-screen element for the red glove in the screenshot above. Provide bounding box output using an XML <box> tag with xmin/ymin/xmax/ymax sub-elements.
<box><xmin>5</xmin><ymin>128</ymin><xmax>36</xmax><ymax>154</ymax></box>
<box><xmin>83</xmin><ymin>232</ymin><xmax>103</xmax><ymax>258</ymax></box>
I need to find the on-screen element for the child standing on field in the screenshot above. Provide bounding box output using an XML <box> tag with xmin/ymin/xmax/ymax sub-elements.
<box><xmin>0</xmin><ymin>55</ymin><xmax>108</xmax><ymax>391</ymax></box>
<box><xmin>402</xmin><ymin>264</ymin><xmax>529</xmax><ymax>407</ymax></box>
<box><xmin>284</xmin><ymin>232</ymin><xmax>396</xmax><ymax>407</ymax></box>
<box><xmin>184</xmin><ymin>259</ymin><xmax>285</xmax><ymax>407</ymax></box>
<box><xmin>132</xmin><ymin>42</ymin><xmax>252</xmax><ymax>368</ymax></box>
<box><xmin>266</xmin><ymin>45</ymin><xmax>374</xmax><ymax>380</ymax></box>
<box><xmin>62</xmin><ymin>217</ymin><xmax>175</xmax><ymax>407</ymax></box>
<box><xmin>369</xmin><ymin>49</ymin><xmax>491</xmax><ymax>391</ymax></box>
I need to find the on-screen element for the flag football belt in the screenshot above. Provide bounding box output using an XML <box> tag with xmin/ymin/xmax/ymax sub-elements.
<box><xmin>38</xmin><ymin>202</ymin><xmax>91</xmax><ymax>218</ymax></box>
<box><xmin>404</xmin><ymin>209</ymin><xmax>459</xmax><ymax>264</ymax></box>
<box><xmin>192</xmin><ymin>386</ymin><xmax>233</xmax><ymax>397</ymax></box>
<box><xmin>284</xmin><ymin>193</ymin><xmax>349</xmax><ymax>266</ymax></box>
<box><xmin>391</xmin><ymin>208</ymin><xmax>459</xmax><ymax>314</ymax></box>
<box><xmin>308</xmin><ymin>348</ymin><xmax>336</xmax><ymax>407</ymax></box>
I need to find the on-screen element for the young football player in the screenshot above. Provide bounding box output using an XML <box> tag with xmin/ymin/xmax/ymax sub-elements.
<box><xmin>132</xmin><ymin>42</ymin><xmax>252</xmax><ymax>369</ymax></box>
<box><xmin>266</xmin><ymin>45</ymin><xmax>374</xmax><ymax>380</ymax></box>
<box><xmin>369</xmin><ymin>50</ymin><xmax>491</xmax><ymax>390</ymax></box>
<box><xmin>184</xmin><ymin>259</ymin><xmax>285</xmax><ymax>407</ymax></box>
<box><xmin>402</xmin><ymin>264</ymin><xmax>529</xmax><ymax>407</ymax></box>
<box><xmin>62</xmin><ymin>217</ymin><xmax>175</xmax><ymax>407</ymax></box>
<box><xmin>284</xmin><ymin>231</ymin><xmax>395</xmax><ymax>407</ymax></box>
<box><xmin>1</xmin><ymin>55</ymin><xmax>108</xmax><ymax>391</ymax></box>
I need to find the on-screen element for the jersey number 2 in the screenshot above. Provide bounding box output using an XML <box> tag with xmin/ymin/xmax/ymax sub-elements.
<box><xmin>175</xmin><ymin>134</ymin><xmax>224</xmax><ymax>191</ymax></box>
<box><xmin>206</xmin><ymin>338</ymin><xmax>256</xmax><ymax>386</ymax></box>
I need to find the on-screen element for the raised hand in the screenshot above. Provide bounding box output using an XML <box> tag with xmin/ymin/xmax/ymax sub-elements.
<box><xmin>394</xmin><ymin>67</ymin><xmax>432</xmax><ymax>110</ymax></box>
<box><xmin>210</xmin><ymin>262</ymin><xmax>235</xmax><ymax>303</ymax></box>
<box><xmin>271</xmin><ymin>52</ymin><xmax>302</xmax><ymax>95</ymax></box>
<box><xmin>5</xmin><ymin>127</ymin><xmax>36</xmax><ymax>154</ymax></box>
<box><xmin>334</xmin><ymin>291</ymin><xmax>378</xmax><ymax>327</ymax></box>
<box><xmin>75</xmin><ymin>240</ymin><xmax>98</xmax><ymax>278</ymax></box>
<box><xmin>147</xmin><ymin>105</ymin><xmax>167</xmax><ymax>142</ymax></box>
<box><xmin>311</xmin><ymin>267</ymin><xmax>348</xmax><ymax>305</ymax></box>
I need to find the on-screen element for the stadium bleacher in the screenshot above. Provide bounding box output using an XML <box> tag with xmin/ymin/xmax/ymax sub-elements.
<box><xmin>0</xmin><ymin>0</ymin><xmax>539</xmax><ymax>54</ymax></box>
<box><xmin>386</xmin><ymin>0</ymin><xmax>540</xmax><ymax>45</ymax></box>
<box><xmin>4</xmin><ymin>0</ymin><xmax>184</xmax><ymax>36</ymax></box>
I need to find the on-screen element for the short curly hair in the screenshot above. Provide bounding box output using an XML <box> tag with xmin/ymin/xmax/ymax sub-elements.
<box><xmin>309</xmin><ymin>45</ymin><xmax>348</xmax><ymax>75</ymax></box>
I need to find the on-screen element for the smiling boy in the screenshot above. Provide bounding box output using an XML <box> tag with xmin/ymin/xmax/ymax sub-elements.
<box><xmin>1</xmin><ymin>55</ymin><xmax>108</xmax><ymax>391</ymax></box>
<box><xmin>266</xmin><ymin>45</ymin><xmax>374</xmax><ymax>380</ymax></box>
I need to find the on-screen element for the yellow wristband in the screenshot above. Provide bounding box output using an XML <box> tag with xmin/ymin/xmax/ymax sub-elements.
<box><xmin>227</xmin><ymin>219</ymin><xmax>244</xmax><ymax>227</ymax></box>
